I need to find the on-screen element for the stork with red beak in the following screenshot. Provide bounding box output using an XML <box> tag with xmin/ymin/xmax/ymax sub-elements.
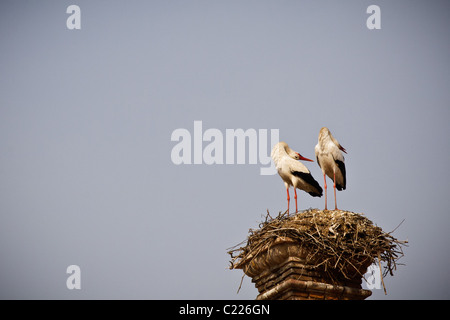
<box><xmin>271</xmin><ymin>142</ymin><xmax>323</xmax><ymax>214</ymax></box>
<box><xmin>314</xmin><ymin>127</ymin><xmax>347</xmax><ymax>210</ymax></box>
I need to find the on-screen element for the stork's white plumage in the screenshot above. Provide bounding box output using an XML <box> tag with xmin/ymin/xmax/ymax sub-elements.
<box><xmin>314</xmin><ymin>127</ymin><xmax>347</xmax><ymax>210</ymax></box>
<box><xmin>271</xmin><ymin>142</ymin><xmax>323</xmax><ymax>214</ymax></box>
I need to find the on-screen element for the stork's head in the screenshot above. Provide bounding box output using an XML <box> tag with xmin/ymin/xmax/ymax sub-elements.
<box><xmin>288</xmin><ymin>149</ymin><xmax>313</xmax><ymax>162</ymax></box>
<box><xmin>293</xmin><ymin>152</ymin><xmax>314</xmax><ymax>162</ymax></box>
<box><xmin>275</xmin><ymin>141</ymin><xmax>314</xmax><ymax>162</ymax></box>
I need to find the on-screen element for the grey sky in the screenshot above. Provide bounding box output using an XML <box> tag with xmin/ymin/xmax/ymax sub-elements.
<box><xmin>0</xmin><ymin>0</ymin><xmax>449</xmax><ymax>299</ymax></box>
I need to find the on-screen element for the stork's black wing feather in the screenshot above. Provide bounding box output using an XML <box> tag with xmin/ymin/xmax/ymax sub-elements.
<box><xmin>291</xmin><ymin>171</ymin><xmax>323</xmax><ymax>197</ymax></box>
<box><xmin>334</xmin><ymin>160</ymin><xmax>346</xmax><ymax>190</ymax></box>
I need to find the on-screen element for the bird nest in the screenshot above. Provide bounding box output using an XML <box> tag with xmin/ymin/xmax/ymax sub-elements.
<box><xmin>228</xmin><ymin>209</ymin><xmax>407</xmax><ymax>291</ymax></box>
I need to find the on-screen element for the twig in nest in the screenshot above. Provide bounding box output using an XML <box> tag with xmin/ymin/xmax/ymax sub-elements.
<box><xmin>236</xmin><ymin>273</ymin><xmax>245</xmax><ymax>294</ymax></box>
<box><xmin>377</xmin><ymin>252</ymin><xmax>387</xmax><ymax>295</ymax></box>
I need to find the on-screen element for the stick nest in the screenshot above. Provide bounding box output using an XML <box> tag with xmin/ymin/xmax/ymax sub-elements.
<box><xmin>228</xmin><ymin>209</ymin><xmax>407</xmax><ymax>286</ymax></box>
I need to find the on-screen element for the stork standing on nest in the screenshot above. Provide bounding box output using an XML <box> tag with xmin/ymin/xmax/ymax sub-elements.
<box><xmin>315</xmin><ymin>127</ymin><xmax>347</xmax><ymax>210</ymax></box>
<box><xmin>271</xmin><ymin>142</ymin><xmax>323</xmax><ymax>214</ymax></box>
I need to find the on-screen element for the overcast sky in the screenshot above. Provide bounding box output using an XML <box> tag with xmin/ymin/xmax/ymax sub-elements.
<box><xmin>1</xmin><ymin>0</ymin><xmax>449</xmax><ymax>299</ymax></box>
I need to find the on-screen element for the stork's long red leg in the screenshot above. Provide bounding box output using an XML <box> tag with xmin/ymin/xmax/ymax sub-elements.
<box><xmin>323</xmin><ymin>173</ymin><xmax>327</xmax><ymax>210</ymax></box>
<box><xmin>294</xmin><ymin>188</ymin><xmax>298</xmax><ymax>213</ymax></box>
<box><xmin>333</xmin><ymin>170</ymin><xmax>338</xmax><ymax>210</ymax></box>
<box><xmin>286</xmin><ymin>187</ymin><xmax>290</xmax><ymax>215</ymax></box>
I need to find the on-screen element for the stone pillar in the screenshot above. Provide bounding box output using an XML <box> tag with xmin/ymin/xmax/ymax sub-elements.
<box><xmin>238</xmin><ymin>237</ymin><xmax>372</xmax><ymax>300</ymax></box>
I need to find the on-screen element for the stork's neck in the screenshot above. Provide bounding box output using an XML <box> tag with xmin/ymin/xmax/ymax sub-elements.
<box><xmin>271</xmin><ymin>143</ymin><xmax>289</xmax><ymax>167</ymax></box>
<box><xmin>318</xmin><ymin>131</ymin><xmax>332</xmax><ymax>149</ymax></box>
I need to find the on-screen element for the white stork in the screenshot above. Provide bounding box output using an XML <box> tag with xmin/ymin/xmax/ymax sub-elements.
<box><xmin>271</xmin><ymin>142</ymin><xmax>323</xmax><ymax>214</ymax></box>
<box><xmin>314</xmin><ymin>127</ymin><xmax>347</xmax><ymax>210</ymax></box>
